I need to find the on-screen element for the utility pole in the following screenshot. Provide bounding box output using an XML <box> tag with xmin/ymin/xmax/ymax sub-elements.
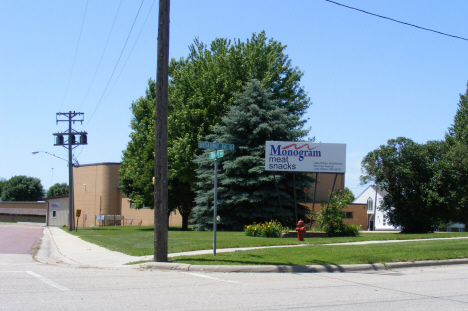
<box><xmin>53</xmin><ymin>111</ymin><xmax>87</xmax><ymax>231</ymax></box>
<box><xmin>154</xmin><ymin>0</ymin><xmax>170</xmax><ymax>262</ymax></box>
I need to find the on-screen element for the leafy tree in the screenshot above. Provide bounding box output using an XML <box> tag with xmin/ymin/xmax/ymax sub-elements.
<box><xmin>436</xmin><ymin>144</ymin><xmax>468</xmax><ymax>228</ymax></box>
<box><xmin>0</xmin><ymin>178</ymin><xmax>7</xmax><ymax>199</ymax></box>
<box><xmin>121</xmin><ymin>32</ymin><xmax>311</xmax><ymax>229</ymax></box>
<box><xmin>192</xmin><ymin>80</ymin><xmax>311</xmax><ymax>230</ymax></box>
<box><xmin>168</xmin><ymin>31</ymin><xmax>311</xmax><ymax>221</ymax></box>
<box><xmin>119</xmin><ymin>80</ymin><xmax>156</xmax><ymax>209</ymax></box>
<box><xmin>119</xmin><ymin>80</ymin><xmax>185</xmax><ymax>226</ymax></box>
<box><xmin>360</xmin><ymin>137</ymin><xmax>452</xmax><ymax>233</ymax></box>
<box><xmin>317</xmin><ymin>189</ymin><xmax>355</xmax><ymax>237</ymax></box>
<box><xmin>343</xmin><ymin>187</ymin><xmax>355</xmax><ymax>202</ymax></box>
<box><xmin>46</xmin><ymin>183</ymin><xmax>69</xmax><ymax>197</ymax></box>
<box><xmin>1</xmin><ymin>175</ymin><xmax>44</xmax><ymax>202</ymax></box>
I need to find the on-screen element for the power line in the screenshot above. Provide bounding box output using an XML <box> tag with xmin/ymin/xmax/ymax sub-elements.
<box><xmin>75</xmin><ymin>0</ymin><xmax>155</xmax><ymax>162</ymax></box>
<box><xmin>78</xmin><ymin>0</ymin><xmax>124</xmax><ymax>110</ymax></box>
<box><xmin>101</xmin><ymin>0</ymin><xmax>157</xmax><ymax>106</ymax></box>
<box><xmin>85</xmin><ymin>0</ymin><xmax>146</xmax><ymax>127</ymax></box>
<box><xmin>59</xmin><ymin>0</ymin><xmax>89</xmax><ymax>111</ymax></box>
<box><xmin>324</xmin><ymin>0</ymin><xmax>468</xmax><ymax>42</ymax></box>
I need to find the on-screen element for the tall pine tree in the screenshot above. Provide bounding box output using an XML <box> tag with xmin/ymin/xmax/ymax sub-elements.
<box><xmin>192</xmin><ymin>80</ymin><xmax>311</xmax><ymax>230</ymax></box>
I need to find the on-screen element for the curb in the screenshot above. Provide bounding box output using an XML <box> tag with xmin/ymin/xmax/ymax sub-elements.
<box><xmin>142</xmin><ymin>258</ymin><xmax>468</xmax><ymax>273</ymax></box>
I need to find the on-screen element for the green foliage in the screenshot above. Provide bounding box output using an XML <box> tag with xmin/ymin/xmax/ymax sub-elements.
<box><xmin>46</xmin><ymin>183</ymin><xmax>69</xmax><ymax>197</ymax></box>
<box><xmin>443</xmin><ymin>85</ymin><xmax>468</xmax><ymax>228</ymax></box>
<box><xmin>361</xmin><ymin>137</ymin><xmax>453</xmax><ymax>233</ymax></box>
<box><xmin>317</xmin><ymin>189</ymin><xmax>355</xmax><ymax>237</ymax></box>
<box><xmin>1</xmin><ymin>175</ymin><xmax>44</xmax><ymax>201</ymax></box>
<box><xmin>244</xmin><ymin>220</ymin><xmax>284</xmax><ymax>238</ymax></box>
<box><xmin>168</xmin><ymin>32</ymin><xmax>311</xmax><ymax>219</ymax></box>
<box><xmin>192</xmin><ymin>80</ymin><xmax>311</xmax><ymax>230</ymax></box>
<box><xmin>119</xmin><ymin>79</ymin><xmax>156</xmax><ymax>209</ymax></box>
<box><xmin>0</xmin><ymin>178</ymin><xmax>7</xmax><ymax>198</ymax></box>
<box><xmin>447</xmin><ymin>84</ymin><xmax>468</xmax><ymax>145</ymax></box>
<box><xmin>343</xmin><ymin>224</ymin><xmax>360</xmax><ymax>237</ymax></box>
<box><xmin>121</xmin><ymin>32</ymin><xmax>310</xmax><ymax>229</ymax></box>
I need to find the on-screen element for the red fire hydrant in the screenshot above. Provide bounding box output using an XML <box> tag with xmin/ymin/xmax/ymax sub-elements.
<box><xmin>295</xmin><ymin>219</ymin><xmax>307</xmax><ymax>241</ymax></box>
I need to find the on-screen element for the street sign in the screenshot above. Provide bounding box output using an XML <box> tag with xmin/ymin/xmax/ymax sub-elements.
<box><xmin>198</xmin><ymin>141</ymin><xmax>235</xmax><ymax>151</ymax></box>
<box><xmin>209</xmin><ymin>150</ymin><xmax>224</xmax><ymax>159</ymax></box>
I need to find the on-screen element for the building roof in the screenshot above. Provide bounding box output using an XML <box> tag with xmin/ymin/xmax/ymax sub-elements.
<box><xmin>44</xmin><ymin>195</ymin><xmax>69</xmax><ymax>200</ymax></box>
<box><xmin>75</xmin><ymin>162</ymin><xmax>121</xmax><ymax>168</ymax></box>
<box><xmin>0</xmin><ymin>207</ymin><xmax>46</xmax><ymax>216</ymax></box>
<box><xmin>354</xmin><ymin>185</ymin><xmax>388</xmax><ymax>203</ymax></box>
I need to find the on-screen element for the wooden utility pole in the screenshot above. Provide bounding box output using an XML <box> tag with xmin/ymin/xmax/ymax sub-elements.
<box><xmin>154</xmin><ymin>0</ymin><xmax>170</xmax><ymax>262</ymax></box>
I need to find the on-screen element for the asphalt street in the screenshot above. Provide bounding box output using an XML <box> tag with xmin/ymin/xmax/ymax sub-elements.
<box><xmin>1</xmin><ymin>223</ymin><xmax>468</xmax><ymax>310</ymax></box>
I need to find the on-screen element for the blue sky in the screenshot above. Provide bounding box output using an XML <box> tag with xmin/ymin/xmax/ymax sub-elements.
<box><xmin>1</xmin><ymin>0</ymin><xmax>467</xmax><ymax>197</ymax></box>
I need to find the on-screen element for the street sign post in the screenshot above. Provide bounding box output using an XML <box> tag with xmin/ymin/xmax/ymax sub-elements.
<box><xmin>198</xmin><ymin>141</ymin><xmax>234</xmax><ymax>256</ymax></box>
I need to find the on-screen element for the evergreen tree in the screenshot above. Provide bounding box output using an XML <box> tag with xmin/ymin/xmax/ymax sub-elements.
<box><xmin>447</xmin><ymin>84</ymin><xmax>468</xmax><ymax>145</ymax></box>
<box><xmin>192</xmin><ymin>80</ymin><xmax>311</xmax><ymax>230</ymax></box>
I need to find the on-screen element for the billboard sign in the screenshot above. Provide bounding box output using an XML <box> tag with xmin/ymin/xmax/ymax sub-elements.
<box><xmin>265</xmin><ymin>141</ymin><xmax>346</xmax><ymax>173</ymax></box>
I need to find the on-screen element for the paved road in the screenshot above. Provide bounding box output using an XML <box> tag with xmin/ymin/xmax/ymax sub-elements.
<box><xmin>1</xmin><ymin>257</ymin><xmax>468</xmax><ymax>310</ymax></box>
<box><xmin>0</xmin><ymin>225</ymin><xmax>42</xmax><ymax>254</ymax></box>
<box><xmin>1</xmin><ymin>225</ymin><xmax>468</xmax><ymax>310</ymax></box>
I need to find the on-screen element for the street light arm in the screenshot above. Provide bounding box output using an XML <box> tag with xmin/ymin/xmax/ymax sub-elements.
<box><xmin>32</xmin><ymin>151</ymin><xmax>68</xmax><ymax>163</ymax></box>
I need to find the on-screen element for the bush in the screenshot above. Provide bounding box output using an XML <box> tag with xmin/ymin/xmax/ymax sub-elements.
<box><xmin>317</xmin><ymin>189</ymin><xmax>357</xmax><ymax>237</ymax></box>
<box><xmin>244</xmin><ymin>220</ymin><xmax>283</xmax><ymax>238</ymax></box>
<box><xmin>343</xmin><ymin>224</ymin><xmax>360</xmax><ymax>237</ymax></box>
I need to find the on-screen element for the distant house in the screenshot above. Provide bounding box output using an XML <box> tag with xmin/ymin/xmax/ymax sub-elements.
<box><xmin>353</xmin><ymin>185</ymin><xmax>400</xmax><ymax>231</ymax></box>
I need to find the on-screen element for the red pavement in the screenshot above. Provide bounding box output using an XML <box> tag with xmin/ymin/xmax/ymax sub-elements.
<box><xmin>0</xmin><ymin>226</ymin><xmax>43</xmax><ymax>254</ymax></box>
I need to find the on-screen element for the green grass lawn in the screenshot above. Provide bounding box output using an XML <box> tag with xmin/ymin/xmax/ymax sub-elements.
<box><xmin>172</xmin><ymin>239</ymin><xmax>468</xmax><ymax>266</ymax></box>
<box><xmin>67</xmin><ymin>226</ymin><xmax>468</xmax><ymax>266</ymax></box>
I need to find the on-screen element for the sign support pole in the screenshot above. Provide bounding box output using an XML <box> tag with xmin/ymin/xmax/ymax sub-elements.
<box><xmin>213</xmin><ymin>152</ymin><xmax>218</xmax><ymax>256</ymax></box>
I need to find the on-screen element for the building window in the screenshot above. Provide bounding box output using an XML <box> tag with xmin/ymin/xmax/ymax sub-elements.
<box><xmin>130</xmin><ymin>202</ymin><xmax>151</xmax><ymax>209</ymax></box>
<box><xmin>340</xmin><ymin>212</ymin><xmax>353</xmax><ymax>219</ymax></box>
<box><xmin>52</xmin><ymin>210</ymin><xmax>57</xmax><ymax>218</ymax></box>
<box><xmin>382</xmin><ymin>216</ymin><xmax>387</xmax><ymax>226</ymax></box>
<box><xmin>367</xmin><ymin>197</ymin><xmax>373</xmax><ymax>211</ymax></box>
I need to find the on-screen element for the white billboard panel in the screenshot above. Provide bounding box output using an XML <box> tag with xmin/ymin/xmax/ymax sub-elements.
<box><xmin>265</xmin><ymin>141</ymin><xmax>346</xmax><ymax>173</ymax></box>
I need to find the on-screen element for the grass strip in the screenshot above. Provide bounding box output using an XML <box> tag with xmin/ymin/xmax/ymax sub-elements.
<box><xmin>171</xmin><ymin>239</ymin><xmax>468</xmax><ymax>266</ymax></box>
<box><xmin>66</xmin><ymin>226</ymin><xmax>468</xmax><ymax>257</ymax></box>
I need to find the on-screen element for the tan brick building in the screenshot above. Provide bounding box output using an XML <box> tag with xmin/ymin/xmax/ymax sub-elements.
<box><xmin>71</xmin><ymin>163</ymin><xmax>181</xmax><ymax>228</ymax></box>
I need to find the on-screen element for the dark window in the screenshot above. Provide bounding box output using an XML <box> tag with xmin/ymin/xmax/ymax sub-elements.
<box><xmin>339</xmin><ymin>212</ymin><xmax>353</xmax><ymax>219</ymax></box>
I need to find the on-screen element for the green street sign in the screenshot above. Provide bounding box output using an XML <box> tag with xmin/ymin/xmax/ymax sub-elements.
<box><xmin>209</xmin><ymin>150</ymin><xmax>224</xmax><ymax>159</ymax></box>
<box><xmin>198</xmin><ymin>141</ymin><xmax>235</xmax><ymax>151</ymax></box>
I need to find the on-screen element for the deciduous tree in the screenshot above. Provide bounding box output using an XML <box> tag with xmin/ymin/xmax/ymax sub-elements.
<box><xmin>46</xmin><ymin>183</ymin><xmax>69</xmax><ymax>197</ymax></box>
<box><xmin>1</xmin><ymin>175</ymin><xmax>44</xmax><ymax>202</ymax></box>
<box><xmin>360</xmin><ymin>137</ymin><xmax>452</xmax><ymax>233</ymax></box>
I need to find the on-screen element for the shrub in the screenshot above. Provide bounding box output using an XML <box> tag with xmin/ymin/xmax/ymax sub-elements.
<box><xmin>244</xmin><ymin>220</ymin><xmax>283</xmax><ymax>238</ymax></box>
<box><xmin>317</xmin><ymin>189</ymin><xmax>357</xmax><ymax>237</ymax></box>
<box><xmin>343</xmin><ymin>224</ymin><xmax>360</xmax><ymax>237</ymax></box>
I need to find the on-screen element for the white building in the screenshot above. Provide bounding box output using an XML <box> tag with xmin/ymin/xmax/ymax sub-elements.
<box><xmin>353</xmin><ymin>185</ymin><xmax>400</xmax><ymax>231</ymax></box>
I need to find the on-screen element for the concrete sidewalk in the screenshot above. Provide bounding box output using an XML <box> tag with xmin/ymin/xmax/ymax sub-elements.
<box><xmin>36</xmin><ymin>226</ymin><xmax>468</xmax><ymax>272</ymax></box>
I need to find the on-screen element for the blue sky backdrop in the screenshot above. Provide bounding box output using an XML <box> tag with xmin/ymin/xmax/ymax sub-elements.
<box><xmin>1</xmin><ymin>0</ymin><xmax>467</xmax><ymax>197</ymax></box>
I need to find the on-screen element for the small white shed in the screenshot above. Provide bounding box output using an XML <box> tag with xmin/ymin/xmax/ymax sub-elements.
<box><xmin>45</xmin><ymin>195</ymin><xmax>69</xmax><ymax>227</ymax></box>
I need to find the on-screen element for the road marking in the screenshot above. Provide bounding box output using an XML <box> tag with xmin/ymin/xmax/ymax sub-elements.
<box><xmin>25</xmin><ymin>271</ymin><xmax>71</xmax><ymax>291</ymax></box>
<box><xmin>183</xmin><ymin>272</ymin><xmax>242</xmax><ymax>284</ymax></box>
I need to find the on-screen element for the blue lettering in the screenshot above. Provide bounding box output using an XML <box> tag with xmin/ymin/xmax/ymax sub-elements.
<box><xmin>270</xmin><ymin>145</ymin><xmax>281</xmax><ymax>155</ymax></box>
